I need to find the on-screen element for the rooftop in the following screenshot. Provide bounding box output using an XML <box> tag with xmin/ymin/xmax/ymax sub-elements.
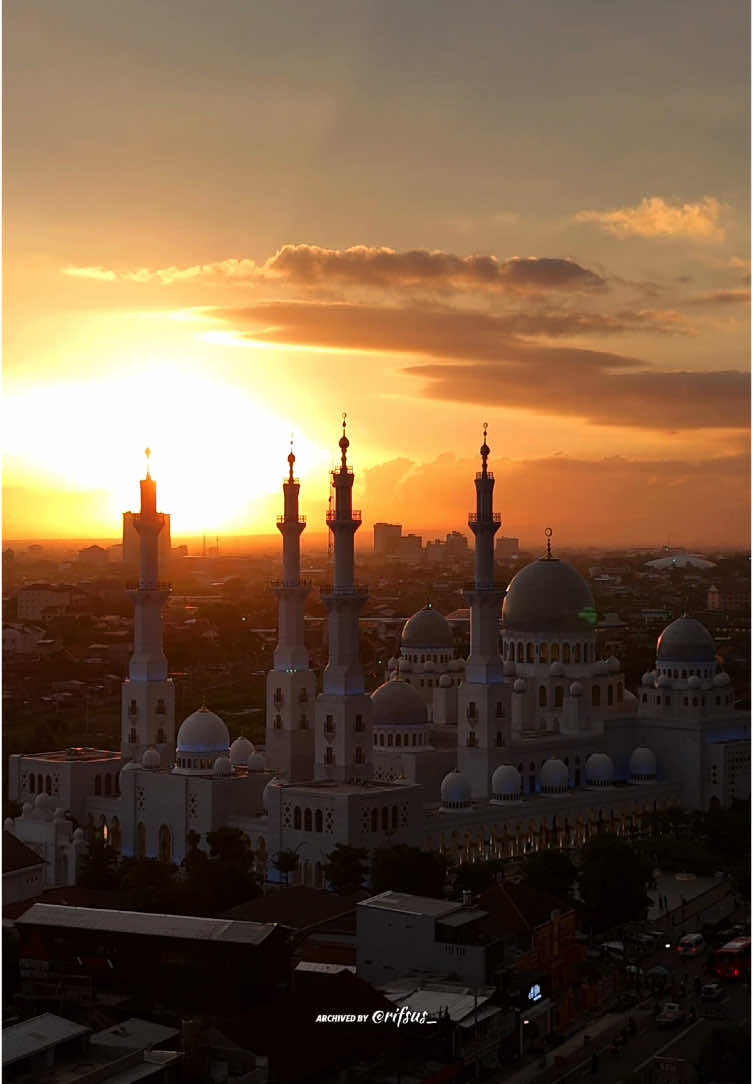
<box><xmin>16</xmin><ymin>747</ymin><xmax>122</xmax><ymax>763</ymax></box>
<box><xmin>17</xmin><ymin>904</ymin><xmax>277</xmax><ymax>946</ymax></box>
<box><xmin>359</xmin><ymin>891</ymin><xmax>461</xmax><ymax>918</ymax></box>
<box><xmin>91</xmin><ymin>1018</ymin><xmax>180</xmax><ymax>1050</ymax></box>
<box><xmin>2</xmin><ymin>1013</ymin><xmax>89</xmax><ymax>1067</ymax></box>
<box><xmin>3</xmin><ymin>832</ymin><xmax>46</xmax><ymax>873</ymax></box>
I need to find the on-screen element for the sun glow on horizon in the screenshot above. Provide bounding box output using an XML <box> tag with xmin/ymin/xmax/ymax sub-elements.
<box><xmin>3</xmin><ymin>366</ymin><xmax>330</xmax><ymax>534</ymax></box>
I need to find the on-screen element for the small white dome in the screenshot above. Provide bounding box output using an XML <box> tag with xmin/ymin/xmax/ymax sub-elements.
<box><xmin>688</xmin><ymin>675</ymin><xmax>702</xmax><ymax>688</ymax></box>
<box><xmin>53</xmin><ymin>807</ymin><xmax>66</xmax><ymax>821</ymax></box>
<box><xmin>629</xmin><ymin>746</ymin><xmax>657</xmax><ymax>781</ymax></box>
<box><xmin>423</xmin><ymin>659</ymin><xmax>436</xmax><ymax>673</ymax></box>
<box><xmin>491</xmin><ymin>764</ymin><xmax>522</xmax><ymax>801</ymax></box>
<box><xmin>247</xmin><ymin>752</ymin><xmax>266</xmax><ymax>772</ymax></box>
<box><xmin>73</xmin><ymin>827</ymin><xmax>84</xmax><ymax>842</ymax></box>
<box><xmin>657</xmin><ymin>675</ymin><xmax>672</xmax><ymax>688</ymax></box>
<box><xmin>34</xmin><ymin>793</ymin><xmax>52</xmax><ymax>810</ymax></box>
<box><xmin>585</xmin><ymin>752</ymin><xmax>614</xmax><ymax>786</ymax></box>
<box><xmin>21</xmin><ymin>802</ymin><xmax>32</xmax><ymax>817</ymax></box>
<box><xmin>402</xmin><ymin>605</ymin><xmax>453</xmax><ymax>648</ymax></box>
<box><xmin>177</xmin><ymin>705</ymin><xmax>230</xmax><ymax>756</ymax></box>
<box><xmin>440</xmin><ymin>770</ymin><xmax>472</xmax><ymax>809</ymax></box>
<box><xmin>121</xmin><ymin>761</ymin><xmax>139</xmax><ymax>774</ymax></box>
<box><xmin>439</xmin><ymin>673</ymin><xmax>453</xmax><ymax>688</ymax></box>
<box><xmin>540</xmin><ymin>758</ymin><xmax>569</xmax><ymax>793</ymax></box>
<box><xmin>641</xmin><ymin>671</ymin><xmax>655</xmax><ymax>686</ymax></box>
<box><xmin>142</xmin><ymin>747</ymin><xmax>161</xmax><ymax>770</ymax></box>
<box><xmin>607</xmin><ymin>656</ymin><xmax>621</xmax><ymax>673</ymax></box>
<box><xmin>372</xmin><ymin>678</ymin><xmax>427</xmax><ymax>725</ymax></box>
<box><xmin>550</xmin><ymin>661</ymin><xmax>565</xmax><ymax>677</ymax></box>
<box><xmin>713</xmin><ymin>672</ymin><xmax>730</xmax><ymax>687</ymax></box>
<box><xmin>503</xmin><ymin>659</ymin><xmax>516</xmax><ymax>676</ymax></box>
<box><xmin>399</xmin><ymin>659</ymin><xmax>413</xmax><ymax>673</ymax></box>
<box><xmin>4</xmin><ymin>817</ymin><xmax>14</xmax><ymax>831</ymax></box>
<box><xmin>449</xmin><ymin>658</ymin><xmax>464</xmax><ymax>672</ymax></box>
<box><xmin>229</xmin><ymin>736</ymin><xmax>255</xmax><ymax>766</ymax></box>
<box><xmin>213</xmin><ymin>756</ymin><xmax>232</xmax><ymax>776</ymax></box>
<box><xmin>262</xmin><ymin>776</ymin><xmax>280</xmax><ymax>812</ymax></box>
<box><xmin>569</xmin><ymin>680</ymin><xmax>584</xmax><ymax>696</ymax></box>
<box><xmin>513</xmin><ymin>678</ymin><xmax>527</xmax><ymax>693</ymax></box>
<box><xmin>594</xmin><ymin>659</ymin><xmax>609</xmax><ymax>676</ymax></box>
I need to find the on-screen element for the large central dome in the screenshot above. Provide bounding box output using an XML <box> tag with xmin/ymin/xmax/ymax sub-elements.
<box><xmin>401</xmin><ymin>604</ymin><xmax>454</xmax><ymax>647</ymax></box>
<box><xmin>657</xmin><ymin>617</ymin><xmax>716</xmax><ymax>662</ymax></box>
<box><xmin>371</xmin><ymin>679</ymin><xmax>427</xmax><ymax>726</ymax></box>
<box><xmin>502</xmin><ymin>557</ymin><xmax>596</xmax><ymax>634</ymax></box>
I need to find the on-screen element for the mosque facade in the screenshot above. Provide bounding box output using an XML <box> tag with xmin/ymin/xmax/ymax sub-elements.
<box><xmin>6</xmin><ymin>428</ymin><xmax>750</xmax><ymax>890</ymax></box>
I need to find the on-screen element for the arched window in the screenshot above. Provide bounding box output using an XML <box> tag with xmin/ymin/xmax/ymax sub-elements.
<box><xmin>496</xmin><ymin>731</ymin><xmax>502</xmax><ymax>746</ymax></box>
<box><xmin>642</xmin><ymin>693</ymin><xmax>647</xmax><ymax>703</ymax></box>
<box><xmin>94</xmin><ymin>775</ymin><xmax>102</xmax><ymax>796</ymax></box>
<box><xmin>540</xmin><ymin>642</ymin><xmax>549</xmax><ymax>663</ymax></box>
<box><xmin>371</xmin><ymin>808</ymin><xmax>378</xmax><ymax>832</ymax></box>
<box><xmin>517</xmin><ymin>642</ymin><xmax>524</xmax><ymax>662</ymax></box>
<box><xmin>315</xmin><ymin>809</ymin><xmax>323</xmax><ymax>832</ymax></box>
<box><xmin>391</xmin><ymin>805</ymin><xmax>398</xmax><ymax>831</ymax></box>
<box><xmin>539</xmin><ymin>686</ymin><xmax>547</xmax><ymax>707</ymax></box>
<box><xmin>526</xmin><ymin>643</ymin><xmax>534</xmax><ymax>663</ymax></box>
<box><xmin>607</xmin><ymin>685</ymin><xmax>614</xmax><ymax>706</ymax></box>
<box><xmin>381</xmin><ymin>807</ymin><xmax>388</xmax><ymax>831</ymax></box>
<box><xmin>528</xmin><ymin>761</ymin><xmax>536</xmax><ymax>794</ymax></box>
<box><xmin>387</xmin><ymin>734</ymin><xmax>393</xmax><ymax>747</ymax></box>
<box><xmin>110</xmin><ymin>817</ymin><xmax>121</xmax><ymax>853</ymax></box>
<box><xmin>573</xmin><ymin>644</ymin><xmax>581</xmax><ymax>663</ymax></box>
<box><xmin>137</xmin><ymin>822</ymin><xmax>146</xmax><ymax>859</ymax></box>
<box><xmin>551</xmin><ymin>643</ymin><xmax>560</xmax><ymax>661</ymax></box>
<box><xmin>105</xmin><ymin>774</ymin><xmax>112</xmax><ymax>796</ymax></box>
<box><xmin>592</xmin><ymin>685</ymin><xmax>601</xmax><ymax>707</ymax></box>
<box><xmin>379</xmin><ymin>733</ymin><xmax>385</xmax><ymax>746</ymax></box>
<box><xmin>681</xmin><ymin>670</ymin><xmax>687</xmax><ymax>679</ymax></box>
<box><xmin>412</xmin><ymin>733</ymin><xmax>417</xmax><ymax>746</ymax></box>
<box><xmin>304</xmin><ymin>808</ymin><xmax>312</xmax><ymax>831</ymax></box>
<box><xmin>294</xmin><ymin>806</ymin><xmax>302</xmax><ymax>830</ymax></box>
<box><xmin>554</xmin><ymin>686</ymin><xmax>564</xmax><ymax>708</ymax></box>
<box><xmin>158</xmin><ymin>824</ymin><xmax>171</xmax><ymax>863</ymax></box>
<box><xmin>496</xmin><ymin>701</ymin><xmax>503</xmax><ymax>717</ymax></box>
<box><xmin>29</xmin><ymin>774</ymin><xmax>35</xmax><ymax>793</ymax></box>
<box><xmin>355</xmin><ymin>746</ymin><xmax>364</xmax><ymax>764</ymax></box>
<box><xmin>37</xmin><ymin>774</ymin><xmax>43</xmax><ymax>794</ymax></box>
<box><xmin>617</xmin><ymin>682</ymin><xmax>624</xmax><ymax>703</ymax></box>
<box><xmin>692</xmin><ymin>697</ymin><xmax>698</xmax><ymax>707</ymax></box>
<box><xmin>395</xmin><ymin>734</ymin><xmax>402</xmax><ymax>747</ymax></box>
<box><xmin>45</xmin><ymin>775</ymin><xmax>52</xmax><ymax>795</ymax></box>
<box><xmin>563</xmin><ymin>643</ymin><xmax>571</xmax><ymax>663</ymax></box>
<box><xmin>574</xmin><ymin>756</ymin><xmax>581</xmax><ymax>786</ymax></box>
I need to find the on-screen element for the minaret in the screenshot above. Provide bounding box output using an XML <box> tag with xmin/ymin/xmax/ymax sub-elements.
<box><xmin>265</xmin><ymin>441</ymin><xmax>316</xmax><ymax>781</ymax></box>
<box><xmin>121</xmin><ymin>449</ymin><xmax>175</xmax><ymax>766</ymax></box>
<box><xmin>315</xmin><ymin>416</ymin><xmax>372</xmax><ymax>780</ymax></box>
<box><xmin>458</xmin><ymin>426</ymin><xmax>508</xmax><ymax>796</ymax></box>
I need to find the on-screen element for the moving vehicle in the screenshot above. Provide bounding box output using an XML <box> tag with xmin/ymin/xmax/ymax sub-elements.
<box><xmin>700</xmin><ymin>983</ymin><xmax>726</xmax><ymax>1001</ymax></box>
<box><xmin>714</xmin><ymin>937</ymin><xmax>751</xmax><ymax>980</ymax></box>
<box><xmin>656</xmin><ymin>1002</ymin><xmax>685</xmax><ymax>1028</ymax></box>
<box><xmin>677</xmin><ymin>933</ymin><xmax>705</xmax><ymax>957</ymax></box>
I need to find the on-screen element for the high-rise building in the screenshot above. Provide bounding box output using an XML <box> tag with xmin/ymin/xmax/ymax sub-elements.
<box><xmin>373</xmin><ymin>522</ymin><xmax>403</xmax><ymax>555</ymax></box>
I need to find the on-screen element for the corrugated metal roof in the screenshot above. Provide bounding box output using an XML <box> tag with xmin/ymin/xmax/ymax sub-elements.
<box><xmin>91</xmin><ymin>1017</ymin><xmax>180</xmax><ymax>1049</ymax></box>
<box><xmin>2</xmin><ymin>1012</ymin><xmax>89</xmax><ymax>1066</ymax></box>
<box><xmin>17</xmin><ymin>904</ymin><xmax>276</xmax><ymax>945</ymax></box>
<box><xmin>436</xmin><ymin>908</ymin><xmax>488</xmax><ymax>927</ymax></box>
<box><xmin>359</xmin><ymin>892</ymin><xmax>461</xmax><ymax>917</ymax></box>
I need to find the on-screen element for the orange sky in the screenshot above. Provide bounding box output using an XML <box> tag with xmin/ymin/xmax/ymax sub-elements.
<box><xmin>3</xmin><ymin>2</ymin><xmax>750</xmax><ymax>548</ymax></box>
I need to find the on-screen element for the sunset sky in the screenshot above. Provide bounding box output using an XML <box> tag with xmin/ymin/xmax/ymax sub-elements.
<box><xmin>4</xmin><ymin>0</ymin><xmax>750</xmax><ymax>547</ymax></box>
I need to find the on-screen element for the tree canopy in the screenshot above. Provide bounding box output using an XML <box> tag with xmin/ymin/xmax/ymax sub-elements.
<box><xmin>578</xmin><ymin>832</ymin><xmax>652</xmax><ymax>931</ymax></box>
<box><xmin>522</xmin><ymin>848</ymin><xmax>577</xmax><ymax>898</ymax></box>
<box><xmin>371</xmin><ymin>845</ymin><xmax>447</xmax><ymax>898</ymax></box>
<box><xmin>323</xmin><ymin>844</ymin><xmax>368</xmax><ymax>895</ymax></box>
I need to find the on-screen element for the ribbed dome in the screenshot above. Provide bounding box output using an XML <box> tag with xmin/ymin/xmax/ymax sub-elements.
<box><xmin>371</xmin><ymin>679</ymin><xmax>427</xmax><ymax>726</ymax></box>
<box><xmin>657</xmin><ymin>675</ymin><xmax>672</xmax><ymax>688</ymax></box>
<box><xmin>502</xmin><ymin>558</ymin><xmax>596</xmax><ymax>634</ymax></box>
<box><xmin>440</xmin><ymin>770</ymin><xmax>472</xmax><ymax>809</ymax></box>
<box><xmin>642</xmin><ymin>671</ymin><xmax>656</xmax><ymax>686</ymax></box>
<box><xmin>569</xmin><ymin>680</ymin><xmax>584</xmax><ymax>696</ymax></box>
<box><xmin>688</xmin><ymin>675</ymin><xmax>702</xmax><ymax>688</ymax></box>
<box><xmin>402</xmin><ymin>605</ymin><xmax>454</xmax><ymax>647</ymax></box>
<box><xmin>513</xmin><ymin>678</ymin><xmax>527</xmax><ymax>692</ymax></box>
<box><xmin>585</xmin><ymin>752</ymin><xmax>614</xmax><ymax>785</ymax></box>
<box><xmin>550</xmin><ymin>661</ymin><xmax>565</xmax><ymax>677</ymax></box>
<box><xmin>439</xmin><ymin>674</ymin><xmax>453</xmax><ymax>688</ymax></box>
<box><xmin>141</xmin><ymin>747</ymin><xmax>160</xmax><ymax>770</ymax></box>
<box><xmin>713</xmin><ymin>672</ymin><xmax>731</xmax><ymax>687</ymax></box>
<box><xmin>657</xmin><ymin>617</ymin><xmax>716</xmax><ymax>663</ymax></box>
<box><xmin>229</xmin><ymin>736</ymin><xmax>255</xmax><ymax>766</ymax></box>
<box><xmin>491</xmin><ymin>764</ymin><xmax>522</xmax><ymax>800</ymax></box>
<box><xmin>247</xmin><ymin>752</ymin><xmax>266</xmax><ymax>772</ymax></box>
<box><xmin>540</xmin><ymin>758</ymin><xmax>569</xmax><ymax>793</ymax></box>
<box><xmin>177</xmin><ymin>706</ymin><xmax>230</xmax><ymax>755</ymax></box>
<box><xmin>607</xmin><ymin>656</ymin><xmax>621</xmax><ymax>673</ymax></box>
<box><xmin>629</xmin><ymin>746</ymin><xmax>657</xmax><ymax>780</ymax></box>
<box><xmin>213</xmin><ymin>756</ymin><xmax>232</xmax><ymax>776</ymax></box>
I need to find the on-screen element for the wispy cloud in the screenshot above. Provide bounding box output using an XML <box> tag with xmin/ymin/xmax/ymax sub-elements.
<box><xmin>688</xmin><ymin>288</ymin><xmax>751</xmax><ymax>305</ymax></box>
<box><xmin>62</xmin><ymin>264</ymin><xmax>117</xmax><ymax>281</ymax></box>
<box><xmin>62</xmin><ymin>244</ymin><xmax>607</xmax><ymax>295</ymax></box>
<box><xmin>575</xmin><ymin>196</ymin><xmax>726</xmax><ymax>241</ymax></box>
<box><xmin>209</xmin><ymin>300</ymin><xmax>743</xmax><ymax>430</ymax></box>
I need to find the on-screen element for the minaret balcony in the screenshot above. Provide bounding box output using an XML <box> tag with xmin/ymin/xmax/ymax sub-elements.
<box><xmin>126</xmin><ymin>581</ymin><xmax>172</xmax><ymax>592</ymax></box>
<box><xmin>321</xmin><ymin>583</ymin><xmax>369</xmax><ymax>597</ymax></box>
<box><xmin>326</xmin><ymin>508</ymin><xmax>362</xmax><ymax>524</ymax></box>
<box><xmin>276</xmin><ymin>515</ymin><xmax>306</xmax><ymax>524</ymax></box>
<box><xmin>475</xmin><ymin>471</ymin><xmax>495</xmax><ymax>480</ymax></box>
<box><xmin>468</xmin><ymin>513</ymin><xmax>501</xmax><ymax>523</ymax></box>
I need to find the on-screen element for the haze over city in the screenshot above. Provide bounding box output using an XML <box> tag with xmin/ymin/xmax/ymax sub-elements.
<box><xmin>4</xmin><ymin>0</ymin><xmax>750</xmax><ymax>547</ymax></box>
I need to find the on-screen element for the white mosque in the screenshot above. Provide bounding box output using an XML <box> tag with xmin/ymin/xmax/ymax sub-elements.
<box><xmin>6</xmin><ymin>426</ymin><xmax>750</xmax><ymax>890</ymax></box>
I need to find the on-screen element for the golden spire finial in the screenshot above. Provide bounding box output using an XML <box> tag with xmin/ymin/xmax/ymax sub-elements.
<box><xmin>480</xmin><ymin>422</ymin><xmax>490</xmax><ymax>474</ymax></box>
<box><xmin>287</xmin><ymin>433</ymin><xmax>296</xmax><ymax>482</ymax></box>
<box><xmin>545</xmin><ymin>527</ymin><xmax>553</xmax><ymax>560</ymax></box>
<box><xmin>145</xmin><ymin>446</ymin><xmax>152</xmax><ymax>477</ymax></box>
<box><xmin>339</xmin><ymin>411</ymin><xmax>349</xmax><ymax>467</ymax></box>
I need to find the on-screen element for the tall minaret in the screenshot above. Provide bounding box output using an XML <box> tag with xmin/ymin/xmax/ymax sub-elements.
<box><xmin>121</xmin><ymin>449</ymin><xmax>175</xmax><ymax>767</ymax></box>
<box><xmin>315</xmin><ymin>416</ymin><xmax>372</xmax><ymax>780</ymax></box>
<box><xmin>265</xmin><ymin>441</ymin><xmax>316</xmax><ymax>782</ymax></box>
<box><xmin>458</xmin><ymin>426</ymin><xmax>508</xmax><ymax>796</ymax></box>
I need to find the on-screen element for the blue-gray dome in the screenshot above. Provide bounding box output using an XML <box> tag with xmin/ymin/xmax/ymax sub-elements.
<box><xmin>657</xmin><ymin>617</ymin><xmax>715</xmax><ymax>663</ymax></box>
<box><xmin>402</xmin><ymin>605</ymin><xmax>454</xmax><ymax>647</ymax></box>
<box><xmin>502</xmin><ymin>558</ymin><xmax>596</xmax><ymax>634</ymax></box>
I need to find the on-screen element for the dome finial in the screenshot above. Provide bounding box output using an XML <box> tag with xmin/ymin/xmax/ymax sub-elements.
<box><xmin>544</xmin><ymin>527</ymin><xmax>553</xmax><ymax>560</ymax></box>
<box><xmin>339</xmin><ymin>411</ymin><xmax>350</xmax><ymax>467</ymax></box>
<box><xmin>288</xmin><ymin>433</ymin><xmax>296</xmax><ymax>482</ymax></box>
<box><xmin>145</xmin><ymin>446</ymin><xmax>152</xmax><ymax>478</ymax></box>
<box><xmin>480</xmin><ymin>422</ymin><xmax>490</xmax><ymax>475</ymax></box>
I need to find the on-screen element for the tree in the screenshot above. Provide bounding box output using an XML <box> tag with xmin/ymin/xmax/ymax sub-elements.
<box><xmin>77</xmin><ymin>836</ymin><xmax>118</xmax><ymax>891</ymax></box>
<box><xmin>206</xmin><ymin>826</ymin><xmax>254</xmax><ymax>866</ymax></box>
<box><xmin>578</xmin><ymin>833</ymin><xmax>651</xmax><ymax>931</ymax></box>
<box><xmin>323</xmin><ymin>844</ymin><xmax>368</xmax><ymax>894</ymax></box>
<box><xmin>371</xmin><ymin>845</ymin><xmax>447</xmax><ymax>898</ymax></box>
<box><xmin>523</xmin><ymin>849</ymin><xmax>577</xmax><ymax>897</ymax></box>
<box><xmin>454</xmin><ymin>859</ymin><xmax>506</xmax><ymax>895</ymax></box>
<box><xmin>272</xmin><ymin>849</ymin><xmax>300</xmax><ymax>887</ymax></box>
<box><xmin>119</xmin><ymin>858</ymin><xmax>181</xmax><ymax>912</ymax></box>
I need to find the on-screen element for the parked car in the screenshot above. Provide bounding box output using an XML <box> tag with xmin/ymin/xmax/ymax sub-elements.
<box><xmin>600</xmin><ymin>941</ymin><xmax>626</xmax><ymax>960</ymax></box>
<box><xmin>677</xmin><ymin>933</ymin><xmax>705</xmax><ymax>957</ymax></box>
<box><xmin>701</xmin><ymin>983</ymin><xmax>726</xmax><ymax>1002</ymax></box>
<box><xmin>656</xmin><ymin>1002</ymin><xmax>686</xmax><ymax>1028</ymax></box>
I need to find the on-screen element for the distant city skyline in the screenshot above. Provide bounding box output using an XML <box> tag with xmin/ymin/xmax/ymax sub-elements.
<box><xmin>3</xmin><ymin>0</ymin><xmax>749</xmax><ymax>545</ymax></box>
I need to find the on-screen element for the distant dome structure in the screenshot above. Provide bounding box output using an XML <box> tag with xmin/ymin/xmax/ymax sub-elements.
<box><xmin>688</xmin><ymin>675</ymin><xmax>702</xmax><ymax>689</ymax></box>
<box><xmin>440</xmin><ymin>770</ymin><xmax>472</xmax><ymax>810</ymax></box>
<box><xmin>73</xmin><ymin>827</ymin><xmax>84</xmax><ymax>842</ymax></box>
<box><xmin>371</xmin><ymin>679</ymin><xmax>427</xmax><ymax>726</ymax></box>
<box><xmin>262</xmin><ymin>776</ymin><xmax>280</xmax><ymax>813</ymax></box>
<box><xmin>550</xmin><ymin>661</ymin><xmax>565</xmax><ymax>677</ymax></box>
<box><xmin>645</xmin><ymin>552</ymin><xmax>716</xmax><ymax>571</ymax></box>
<box><xmin>540</xmin><ymin>758</ymin><xmax>569</xmax><ymax>794</ymax></box>
<box><xmin>502</xmin><ymin>557</ymin><xmax>596</xmax><ymax>634</ymax></box>
<box><xmin>607</xmin><ymin>656</ymin><xmax>621</xmax><ymax>673</ymax></box>
<box><xmin>569</xmin><ymin>680</ymin><xmax>584</xmax><ymax>697</ymax></box>
<box><xmin>642</xmin><ymin>671</ymin><xmax>655</xmax><ymax>686</ymax></box>
<box><xmin>121</xmin><ymin>761</ymin><xmax>139</xmax><ymax>774</ymax></box>
<box><xmin>657</xmin><ymin>675</ymin><xmax>672</xmax><ymax>688</ymax></box>
<box><xmin>491</xmin><ymin>764</ymin><xmax>522</xmax><ymax>801</ymax></box>
<box><xmin>34</xmin><ymin>793</ymin><xmax>53</xmax><ymax>811</ymax></box>
<box><xmin>247</xmin><ymin>752</ymin><xmax>266</xmax><ymax>772</ymax></box>
<box><xmin>593</xmin><ymin>659</ymin><xmax>609</xmax><ymax>676</ymax></box>
<box><xmin>177</xmin><ymin>705</ymin><xmax>230</xmax><ymax>756</ymax></box>
<box><xmin>402</xmin><ymin>604</ymin><xmax>454</xmax><ymax>648</ymax></box>
<box><xmin>585</xmin><ymin>753</ymin><xmax>614</xmax><ymax>786</ymax></box>
<box><xmin>230</xmin><ymin>736</ymin><xmax>255</xmax><ymax>766</ymax></box>
<box><xmin>513</xmin><ymin>678</ymin><xmax>527</xmax><ymax>693</ymax></box>
<box><xmin>213</xmin><ymin>756</ymin><xmax>232</xmax><ymax>777</ymax></box>
<box><xmin>713</xmin><ymin>672</ymin><xmax>731</xmax><ymax>687</ymax></box>
<box><xmin>4</xmin><ymin>817</ymin><xmax>14</xmax><ymax>831</ymax></box>
<box><xmin>439</xmin><ymin>674</ymin><xmax>453</xmax><ymax>688</ymax></box>
<box><xmin>629</xmin><ymin>747</ymin><xmax>657</xmax><ymax>782</ymax></box>
<box><xmin>448</xmin><ymin>658</ymin><xmax>464</xmax><ymax>672</ymax></box>
<box><xmin>21</xmin><ymin>802</ymin><xmax>32</xmax><ymax>817</ymax></box>
<box><xmin>141</xmin><ymin>748</ymin><xmax>160</xmax><ymax>770</ymax></box>
<box><xmin>657</xmin><ymin>617</ymin><xmax>716</xmax><ymax>663</ymax></box>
